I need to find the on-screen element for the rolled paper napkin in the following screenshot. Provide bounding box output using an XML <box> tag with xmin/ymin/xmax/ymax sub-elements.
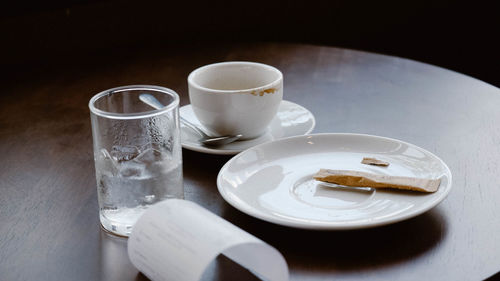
<box><xmin>313</xmin><ymin>169</ymin><xmax>441</xmax><ymax>193</ymax></box>
<box><xmin>128</xmin><ymin>199</ymin><xmax>289</xmax><ymax>281</ymax></box>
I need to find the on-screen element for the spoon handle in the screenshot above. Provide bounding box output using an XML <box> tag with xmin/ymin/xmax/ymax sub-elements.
<box><xmin>139</xmin><ymin>93</ymin><xmax>212</xmax><ymax>139</ymax></box>
<box><xmin>138</xmin><ymin>93</ymin><xmax>164</xmax><ymax>110</ymax></box>
<box><xmin>180</xmin><ymin>117</ymin><xmax>210</xmax><ymax>138</ymax></box>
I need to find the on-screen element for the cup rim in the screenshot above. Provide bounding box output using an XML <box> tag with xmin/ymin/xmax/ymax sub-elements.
<box><xmin>187</xmin><ymin>61</ymin><xmax>283</xmax><ymax>94</ymax></box>
<box><xmin>89</xmin><ymin>85</ymin><xmax>180</xmax><ymax>120</ymax></box>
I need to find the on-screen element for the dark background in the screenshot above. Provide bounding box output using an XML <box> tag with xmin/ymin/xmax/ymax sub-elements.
<box><xmin>1</xmin><ymin>0</ymin><xmax>499</xmax><ymax>88</ymax></box>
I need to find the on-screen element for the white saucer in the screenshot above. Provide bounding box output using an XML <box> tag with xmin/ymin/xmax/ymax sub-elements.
<box><xmin>217</xmin><ymin>133</ymin><xmax>452</xmax><ymax>230</ymax></box>
<box><xmin>180</xmin><ymin>100</ymin><xmax>315</xmax><ymax>155</ymax></box>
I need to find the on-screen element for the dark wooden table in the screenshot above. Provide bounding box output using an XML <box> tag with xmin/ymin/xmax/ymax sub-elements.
<box><xmin>1</xmin><ymin>43</ymin><xmax>500</xmax><ymax>281</ymax></box>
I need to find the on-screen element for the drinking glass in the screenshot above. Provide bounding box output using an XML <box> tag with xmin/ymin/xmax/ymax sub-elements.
<box><xmin>89</xmin><ymin>85</ymin><xmax>183</xmax><ymax>237</ymax></box>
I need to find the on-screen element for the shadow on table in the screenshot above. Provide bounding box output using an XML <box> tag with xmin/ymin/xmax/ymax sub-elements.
<box><xmin>181</xmin><ymin>149</ymin><xmax>234</xmax><ymax>209</ymax></box>
<box><xmin>182</xmin><ymin>148</ymin><xmax>233</xmax><ymax>171</ymax></box>
<box><xmin>221</xmin><ymin>205</ymin><xmax>447</xmax><ymax>274</ymax></box>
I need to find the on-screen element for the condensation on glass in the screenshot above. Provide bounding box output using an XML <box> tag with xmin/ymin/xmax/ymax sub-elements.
<box><xmin>89</xmin><ymin>85</ymin><xmax>183</xmax><ymax>237</ymax></box>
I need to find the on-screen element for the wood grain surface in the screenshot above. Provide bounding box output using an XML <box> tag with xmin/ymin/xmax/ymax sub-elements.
<box><xmin>1</xmin><ymin>43</ymin><xmax>500</xmax><ymax>281</ymax></box>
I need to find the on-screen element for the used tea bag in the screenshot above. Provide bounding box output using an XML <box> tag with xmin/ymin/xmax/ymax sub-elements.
<box><xmin>313</xmin><ymin>169</ymin><xmax>440</xmax><ymax>193</ymax></box>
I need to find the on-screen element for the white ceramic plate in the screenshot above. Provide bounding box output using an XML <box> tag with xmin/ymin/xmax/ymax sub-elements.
<box><xmin>217</xmin><ymin>133</ymin><xmax>452</xmax><ymax>230</ymax></box>
<box><xmin>180</xmin><ymin>100</ymin><xmax>315</xmax><ymax>155</ymax></box>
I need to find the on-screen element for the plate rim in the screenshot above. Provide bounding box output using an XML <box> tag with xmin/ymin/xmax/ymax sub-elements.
<box><xmin>180</xmin><ymin>100</ymin><xmax>316</xmax><ymax>155</ymax></box>
<box><xmin>216</xmin><ymin>133</ymin><xmax>453</xmax><ymax>230</ymax></box>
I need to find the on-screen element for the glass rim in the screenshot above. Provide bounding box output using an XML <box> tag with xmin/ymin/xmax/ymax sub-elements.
<box><xmin>89</xmin><ymin>85</ymin><xmax>180</xmax><ymax>120</ymax></box>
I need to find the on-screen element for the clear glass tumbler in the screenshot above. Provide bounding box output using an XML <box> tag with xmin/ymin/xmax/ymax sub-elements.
<box><xmin>89</xmin><ymin>85</ymin><xmax>183</xmax><ymax>237</ymax></box>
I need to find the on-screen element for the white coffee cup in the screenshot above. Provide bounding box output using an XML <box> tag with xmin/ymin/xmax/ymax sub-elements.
<box><xmin>188</xmin><ymin>61</ymin><xmax>283</xmax><ymax>140</ymax></box>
